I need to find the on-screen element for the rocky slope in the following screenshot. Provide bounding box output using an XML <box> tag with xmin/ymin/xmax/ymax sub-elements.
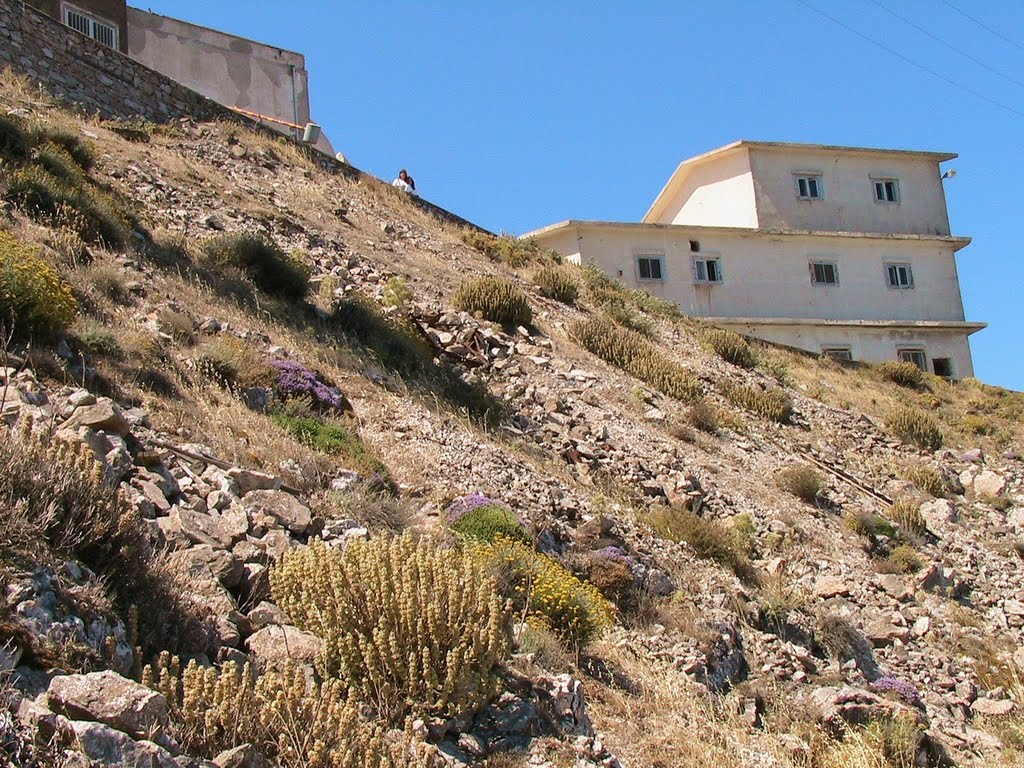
<box><xmin>1</xmin><ymin>70</ymin><xmax>1023</xmax><ymax>767</ymax></box>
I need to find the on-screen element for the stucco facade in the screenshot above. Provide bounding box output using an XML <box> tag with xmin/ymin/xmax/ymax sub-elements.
<box><xmin>525</xmin><ymin>141</ymin><xmax>985</xmax><ymax>377</ymax></box>
<box><xmin>126</xmin><ymin>8</ymin><xmax>334</xmax><ymax>155</ymax></box>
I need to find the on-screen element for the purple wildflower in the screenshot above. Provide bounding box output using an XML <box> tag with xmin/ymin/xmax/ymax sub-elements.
<box><xmin>593</xmin><ymin>546</ymin><xmax>629</xmax><ymax>560</ymax></box>
<box><xmin>270</xmin><ymin>359</ymin><xmax>347</xmax><ymax>412</ymax></box>
<box><xmin>870</xmin><ymin>676</ymin><xmax>922</xmax><ymax>707</ymax></box>
<box><xmin>446</xmin><ymin>493</ymin><xmax>498</xmax><ymax>523</ymax></box>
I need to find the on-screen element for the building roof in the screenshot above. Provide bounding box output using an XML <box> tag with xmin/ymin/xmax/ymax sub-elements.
<box><xmin>521</xmin><ymin>219</ymin><xmax>972</xmax><ymax>251</ymax></box>
<box><xmin>642</xmin><ymin>139</ymin><xmax>958</xmax><ymax>223</ymax></box>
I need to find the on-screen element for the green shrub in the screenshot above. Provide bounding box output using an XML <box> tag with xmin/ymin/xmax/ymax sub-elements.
<box><xmin>85</xmin><ymin>264</ymin><xmax>128</xmax><ymax>303</ymax></box>
<box><xmin>880</xmin><ymin>544</ymin><xmax>924</xmax><ymax>574</ymax></box>
<box><xmin>757</xmin><ymin>355</ymin><xmax>790</xmax><ymax>386</ymax></box>
<box><xmin>450</xmin><ymin>503</ymin><xmax>531</xmax><ymax>546</ymax></box>
<box><xmin>722</xmin><ymin>382</ymin><xmax>793</xmax><ymax>424</ymax></box>
<box><xmin>75</xmin><ymin>321</ymin><xmax>121</xmax><ymax>357</ymax></box>
<box><xmin>4</xmin><ymin>166</ymin><xmax>129</xmax><ymax>247</ymax></box>
<box><xmin>201</xmin><ymin>233</ymin><xmax>309</xmax><ymax>301</ymax></box>
<box><xmin>193</xmin><ymin>336</ymin><xmax>274</xmax><ymax>389</ymax></box>
<box><xmin>40</xmin><ymin>127</ymin><xmax>95</xmax><ymax>171</ymax></box>
<box><xmin>961</xmin><ymin>414</ymin><xmax>995</xmax><ymax>435</ymax></box>
<box><xmin>887</xmin><ymin>407</ymin><xmax>943</xmax><ymax>451</ymax></box>
<box><xmin>452</xmin><ymin>276</ymin><xmax>533</xmax><ymax>326</ymax></box>
<box><xmin>775</xmin><ymin>464</ymin><xmax>823</xmax><ymax>503</ymax></box>
<box><xmin>580</xmin><ymin>265</ymin><xmax>680</xmax><ymax>321</ymax></box>
<box><xmin>877</xmin><ymin>361</ymin><xmax>924</xmax><ymax>389</ymax></box>
<box><xmin>34</xmin><ymin>142</ymin><xmax>86</xmax><ymax>186</ymax></box>
<box><xmin>272</xmin><ymin>536</ymin><xmax>512</xmax><ymax>723</ymax></box>
<box><xmin>843</xmin><ymin>510</ymin><xmax>896</xmax><ymax>540</ymax></box>
<box><xmin>331</xmin><ymin>295</ymin><xmax>433</xmax><ymax>375</ymax></box>
<box><xmin>570</xmin><ymin>315</ymin><xmax>700</xmax><ymax>401</ymax></box>
<box><xmin>533</xmin><ymin>265</ymin><xmax>579</xmax><ymax>304</ymax></box>
<box><xmin>381</xmin><ymin>276</ymin><xmax>413</xmax><ymax>307</ymax></box>
<box><xmin>686</xmin><ymin>398</ymin><xmax>719</xmax><ymax>433</ymax></box>
<box><xmin>888</xmin><ymin>498</ymin><xmax>926</xmax><ymax>536</ymax></box>
<box><xmin>0</xmin><ymin>230</ymin><xmax>77</xmax><ymax>337</ymax></box>
<box><xmin>461</xmin><ymin>231</ymin><xmax>551</xmax><ymax>267</ymax></box>
<box><xmin>0</xmin><ymin>114</ymin><xmax>29</xmax><ymax>161</ymax></box>
<box><xmin>270</xmin><ymin>411</ymin><xmax>389</xmax><ymax>480</ymax></box>
<box><xmin>648</xmin><ymin>506</ymin><xmax>750</xmax><ymax>577</ymax></box>
<box><xmin>600</xmin><ymin>303</ymin><xmax>654</xmax><ymax>337</ymax></box>
<box><xmin>470</xmin><ymin>537</ymin><xmax>614</xmax><ymax>648</ymax></box>
<box><xmin>702</xmin><ymin>328</ymin><xmax>756</xmax><ymax>369</ymax></box>
<box><xmin>904</xmin><ymin>464</ymin><xmax>945</xmax><ymax>497</ymax></box>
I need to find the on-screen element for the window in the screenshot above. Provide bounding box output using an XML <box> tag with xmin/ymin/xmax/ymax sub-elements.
<box><xmin>63</xmin><ymin>4</ymin><xmax>118</xmax><ymax>49</ymax></box>
<box><xmin>822</xmin><ymin>347</ymin><xmax>853</xmax><ymax>362</ymax></box>
<box><xmin>897</xmin><ymin>348</ymin><xmax>927</xmax><ymax>371</ymax></box>
<box><xmin>872</xmin><ymin>177</ymin><xmax>900</xmax><ymax>203</ymax></box>
<box><xmin>693</xmin><ymin>257</ymin><xmax>722</xmax><ymax>284</ymax></box>
<box><xmin>809</xmin><ymin>260</ymin><xmax>839</xmax><ymax>285</ymax></box>
<box><xmin>689</xmin><ymin>240</ymin><xmax>700</xmax><ymax>252</ymax></box>
<box><xmin>795</xmin><ymin>174</ymin><xmax>823</xmax><ymax>200</ymax></box>
<box><xmin>932</xmin><ymin>358</ymin><xmax>953</xmax><ymax>378</ymax></box>
<box><xmin>636</xmin><ymin>255</ymin><xmax>664</xmax><ymax>281</ymax></box>
<box><xmin>885</xmin><ymin>263</ymin><xmax>914</xmax><ymax>289</ymax></box>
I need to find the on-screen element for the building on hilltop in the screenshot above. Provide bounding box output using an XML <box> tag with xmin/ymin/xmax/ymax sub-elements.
<box><xmin>523</xmin><ymin>140</ymin><xmax>985</xmax><ymax>378</ymax></box>
<box><xmin>23</xmin><ymin>0</ymin><xmax>334</xmax><ymax>154</ymax></box>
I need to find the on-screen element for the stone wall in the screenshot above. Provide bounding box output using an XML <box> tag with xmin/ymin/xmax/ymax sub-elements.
<box><xmin>24</xmin><ymin>0</ymin><xmax>128</xmax><ymax>52</ymax></box>
<box><xmin>0</xmin><ymin>0</ymin><xmax>234</xmax><ymax>123</ymax></box>
<box><xmin>0</xmin><ymin>0</ymin><xmax>485</xmax><ymax>232</ymax></box>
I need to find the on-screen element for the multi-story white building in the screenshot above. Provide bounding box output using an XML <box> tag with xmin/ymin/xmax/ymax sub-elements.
<box><xmin>522</xmin><ymin>140</ymin><xmax>985</xmax><ymax>378</ymax></box>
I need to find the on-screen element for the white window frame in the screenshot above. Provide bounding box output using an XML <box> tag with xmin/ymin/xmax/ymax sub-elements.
<box><xmin>897</xmin><ymin>347</ymin><xmax>927</xmax><ymax>371</ymax></box>
<box><xmin>884</xmin><ymin>262</ymin><xmax>914</xmax><ymax>289</ymax></box>
<box><xmin>809</xmin><ymin>259</ymin><xmax>839</xmax><ymax>286</ymax></box>
<box><xmin>794</xmin><ymin>173</ymin><xmax>824</xmax><ymax>201</ymax></box>
<box><xmin>692</xmin><ymin>255</ymin><xmax>723</xmax><ymax>285</ymax></box>
<box><xmin>62</xmin><ymin>3</ymin><xmax>118</xmax><ymax>49</ymax></box>
<box><xmin>821</xmin><ymin>346</ymin><xmax>853</xmax><ymax>362</ymax></box>
<box><xmin>872</xmin><ymin>176</ymin><xmax>900</xmax><ymax>204</ymax></box>
<box><xmin>635</xmin><ymin>254</ymin><xmax>665</xmax><ymax>282</ymax></box>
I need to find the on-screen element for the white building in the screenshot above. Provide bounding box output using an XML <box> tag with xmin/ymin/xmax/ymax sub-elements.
<box><xmin>522</xmin><ymin>140</ymin><xmax>985</xmax><ymax>378</ymax></box>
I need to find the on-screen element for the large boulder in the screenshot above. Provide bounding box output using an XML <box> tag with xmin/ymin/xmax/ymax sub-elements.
<box><xmin>974</xmin><ymin>471</ymin><xmax>1007</xmax><ymax>498</ymax></box>
<box><xmin>62</xmin><ymin>399</ymin><xmax>131</xmax><ymax>436</ymax></box>
<box><xmin>243</xmin><ymin>490</ymin><xmax>312</xmax><ymax>535</ymax></box>
<box><xmin>48</xmin><ymin>671</ymin><xmax>168</xmax><ymax>739</ymax></box>
<box><xmin>246</xmin><ymin>624</ymin><xmax>322</xmax><ymax>669</ymax></box>
<box><xmin>169</xmin><ymin>506</ymin><xmax>248</xmax><ymax>549</ymax></box>
<box><xmin>66</xmin><ymin>720</ymin><xmax>177</xmax><ymax>768</ymax></box>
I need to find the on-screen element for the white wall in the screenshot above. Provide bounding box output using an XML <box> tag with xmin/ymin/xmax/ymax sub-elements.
<box><xmin>748</xmin><ymin>148</ymin><xmax>951</xmax><ymax>236</ymax></box>
<box><xmin>529</xmin><ymin>223</ymin><xmax>979</xmax><ymax>376</ymax></box>
<box><xmin>647</xmin><ymin>149</ymin><xmax>759</xmax><ymax>228</ymax></box>
<box><xmin>564</xmin><ymin>226</ymin><xmax>967</xmax><ymax>323</ymax></box>
<box><xmin>714</xmin><ymin>320</ymin><xmax>975</xmax><ymax>378</ymax></box>
<box><xmin>127</xmin><ymin>8</ymin><xmax>335</xmax><ymax>154</ymax></box>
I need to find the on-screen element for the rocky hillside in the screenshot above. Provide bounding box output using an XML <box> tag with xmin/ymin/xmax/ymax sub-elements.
<box><xmin>1</xmin><ymin>68</ymin><xmax>1023</xmax><ymax>768</ymax></box>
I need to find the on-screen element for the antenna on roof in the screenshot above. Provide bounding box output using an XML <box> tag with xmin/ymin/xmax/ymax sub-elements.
<box><xmin>941</xmin><ymin>169</ymin><xmax>957</xmax><ymax>180</ymax></box>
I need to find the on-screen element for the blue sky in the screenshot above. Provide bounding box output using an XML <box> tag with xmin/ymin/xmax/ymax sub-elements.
<box><xmin>142</xmin><ymin>1</ymin><xmax>1024</xmax><ymax>391</ymax></box>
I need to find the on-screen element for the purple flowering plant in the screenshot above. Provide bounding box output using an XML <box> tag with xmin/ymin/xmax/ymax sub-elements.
<box><xmin>270</xmin><ymin>359</ymin><xmax>347</xmax><ymax>412</ymax></box>
<box><xmin>870</xmin><ymin>675</ymin><xmax>923</xmax><ymax>707</ymax></box>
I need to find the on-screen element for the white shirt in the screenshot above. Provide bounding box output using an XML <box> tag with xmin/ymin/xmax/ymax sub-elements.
<box><xmin>392</xmin><ymin>178</ymin><xmax>411</xmax><ymax>192</ymax></box>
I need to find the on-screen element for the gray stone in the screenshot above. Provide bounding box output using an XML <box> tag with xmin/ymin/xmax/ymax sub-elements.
<box><xmin>170</xmin><ymin>506</ymin><xmax>247</xmax><ymax>549</ymax></box>
<box><xmin>64</xmin><ymin>399</ymin><xmax>130</xmax><ymax>436</ymax></box>
<box><xmin>68</xmin><ymin>720</ymin><xmax>177</xmax><ymax>768</ymax></box>
<box><xmin>213</xmin><ymin>743</ymin><xmax>269</xmax><ymax>768</ymax></box>
<box><xmin>228</xmin><ymin>468</ymin><xmax>281</xmax><ymax>496</ymax></box>
<box><xmin>972</xmin><ymin>698</ymin><xmax>1017</xmax><ymax>717</ymax></box>
<box><xmin>974</xmin><ymin>471</ymin><xmax>1007</xmax><ymax>498</ymax></box>
<box><xmin>243</xmin><ymin>491</ymin><xmax>311</xmax><ymax>535</ymax></box>
<box><xmin>49</xmin><ymin>671</ymin><xmax>168</xmax><ymax>738</ymax></box>
<box><xmin>246</xmin><ymin>625</ymin><xmax>322</xmax><ymax>669</ymax></box>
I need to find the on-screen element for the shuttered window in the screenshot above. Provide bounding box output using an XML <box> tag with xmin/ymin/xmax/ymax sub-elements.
<box><xmin>63</xmin><ymin>5</ymin><xmax>118</xmax><ymax>49</ymax></box>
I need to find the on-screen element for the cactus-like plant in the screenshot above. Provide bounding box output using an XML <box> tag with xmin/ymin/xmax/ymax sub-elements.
<box><xmin>701</xmin><ymin>327</ymin><xmax>756</xmax><ymax>369</ymax></box>
<box><xmin>533</xmin><ymin>265</ymin><xmax>579</xmax><ymax>304</ymax></box>
<box><xmin>452</xmin><ymin>276</ymin><xmax>533</xmax><ymax>326</ymax></box>
<box><xmin>887</xmin><ymin>407</ymin><xmax>943</xmax><ymax>451</ymax></box>
<box><xmin>569</xmin><ymin>315</ymin><xmax>700</xmax><ymax>401</ymax></box>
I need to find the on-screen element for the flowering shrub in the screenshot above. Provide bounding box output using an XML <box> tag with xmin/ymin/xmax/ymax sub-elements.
<box><xmin>870</xmin><ymin>675</ymin><xmax>923</xmax><ymax>707</ymax></box>
<box><xmin>271</xmin><ymin>536</ymin><xmax>511</xmax><ymax>724</ymax></box>
<box><xmin>447</xmin><ymin>494</ymin><xmax>531</xmax><ymax>545</ymax></box>
<box><xmin>270</xmin><ymin>359</ymin><xmax>349</xmax><ymax>412</ymax></box>
<box><xmin>471</xmin><ymin>537</ymin><xmax>615</xmax><ymax>648</ymax></box>
<box><xmin>1</xmin><ymin>230</ymin><xmax>77</xmax><ymax>337</ymax></box>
